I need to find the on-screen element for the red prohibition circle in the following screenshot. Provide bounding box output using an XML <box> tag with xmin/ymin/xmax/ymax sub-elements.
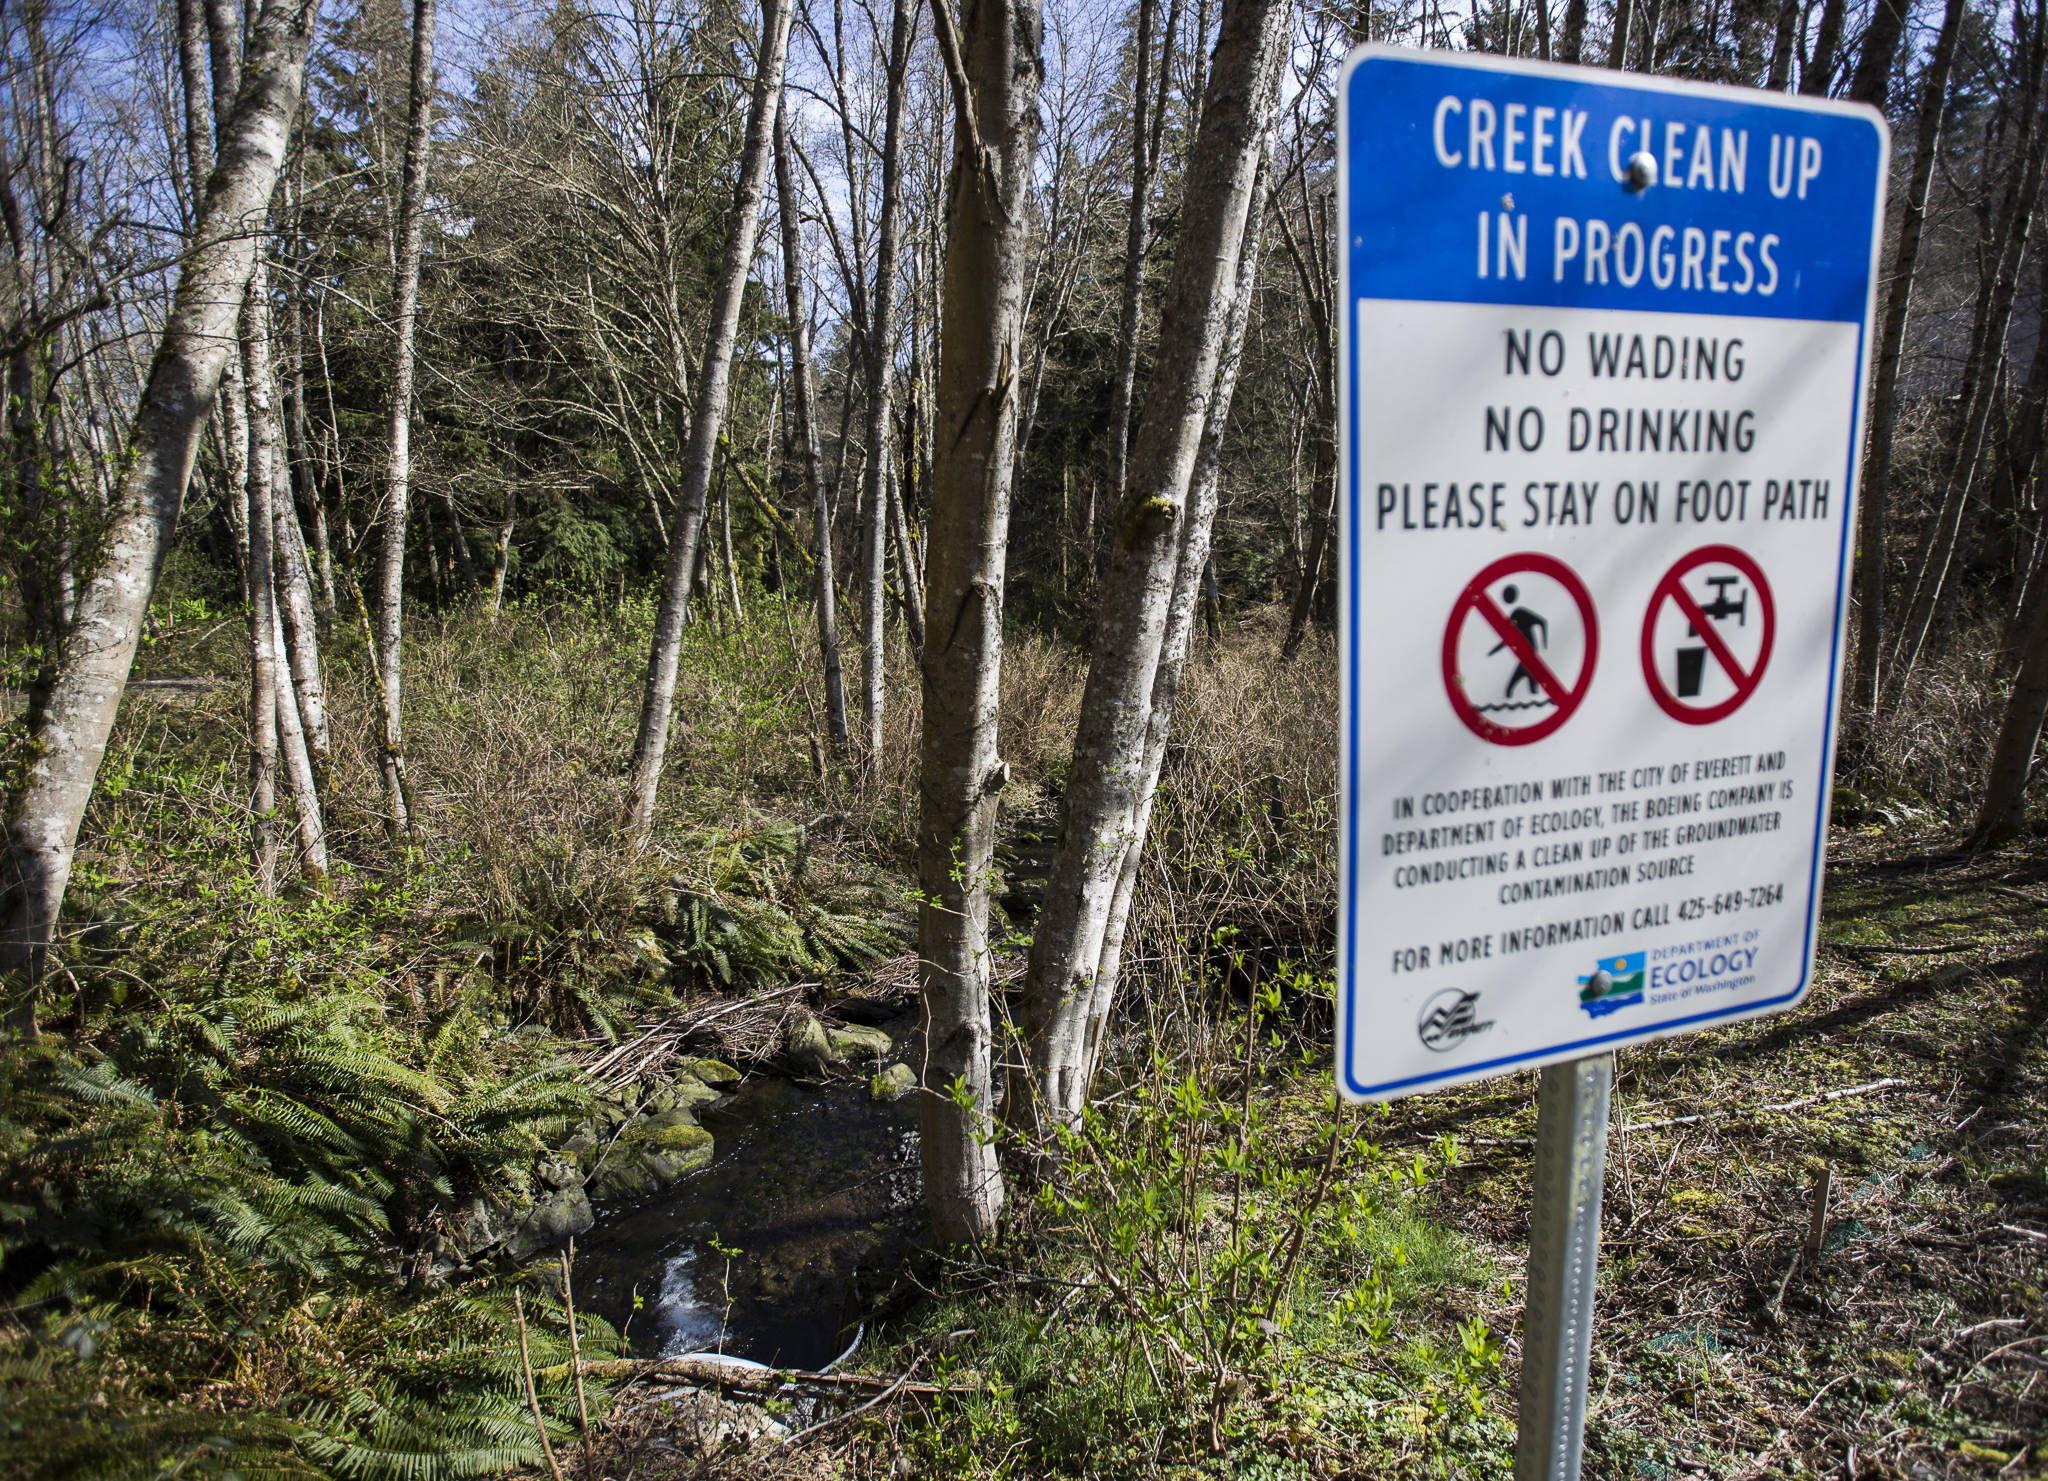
<box><xmin>1640</xmin><ymin>544</ymin><xmax>1776</xmax><ymax>725</ymax></box>
<box><xmin>1441</xmin><ymin>552</ymin><xmax>1600</xmax><ymax>746</ymax></box>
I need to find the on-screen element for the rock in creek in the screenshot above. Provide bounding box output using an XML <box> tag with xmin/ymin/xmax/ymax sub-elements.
<box><xmin>870</xmin><ymin>1063</ymin><xmax>916</xmax><ymax>1102</ymax></box>
<box><xmin>786</xmin><ymin>1013</ymin><xmax>836</xmax><ymax>1072</ymax></box>
<box><xmin>828</xmin><ymin>1023</ymin><xmax>894</xmax><ymax>1062</ymax></box>
<box><xmin>507</xmin><ymin>1184</ymin><xmax>594</xmax><ymax>1262</ymax></box>
<box><xmin>684</xmin><ymin>1057</ymin><xmax>742</xmax><ymax>1089</ymax></box>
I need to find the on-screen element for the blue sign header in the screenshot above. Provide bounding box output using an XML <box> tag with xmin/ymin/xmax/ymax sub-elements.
<box><xmin>1343</xmin><ymin>50</ymin><xmax>1887</xmax><ymax>322</ymax></box>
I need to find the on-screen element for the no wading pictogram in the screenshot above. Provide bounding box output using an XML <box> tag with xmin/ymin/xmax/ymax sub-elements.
<box><xmin>1442</xmin><ymin>553</ymin><xmax>1598</xmax><ymax>746</ymax></box>
<box><xmin>1641</xmin><ymin>545</ymin><xmax>1776</xmax><ymax>725</ymax></box>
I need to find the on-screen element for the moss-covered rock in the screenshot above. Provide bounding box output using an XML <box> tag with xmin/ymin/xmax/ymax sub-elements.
<box><xmin>828</xmin><ymin>1023</ymin><xmax>893</xmax><ymax>1061</ymax></box>
<box><xmin>684</xmin><ymin>1057</ymin><xmax>742</xmax><ymax>1089</ymax></box>
<box><xmin>672</xmin><ymin>1073</ymin><xmax>721</xmax><ymax>1110</ymax></box>
<box><xmin>871</xmin><ymin>1063</ymin><xmax>917</xmax><ymax>1102</ymax></box>
<box><xmin>787</xmin><ymin>1013</ymin><xmax>835</xmax><ymax>1071</ymax></box>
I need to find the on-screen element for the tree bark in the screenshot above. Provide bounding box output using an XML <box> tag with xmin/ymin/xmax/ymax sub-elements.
<box><xmin>1975</xmin><ymin>586</ymin><xmax>2048</xmax><ymax>841</ymax></box>
<box><xmin>860</xmin><ymin>0</ymin><xmax>916</xmax><ymax>759</ymax></box>
<box><xmin>1012</xmin><ymin>0</ymin><xmax>1286</xmax><ymax>1135</ymax></box>
<box><xmin>272</xmin><ymin>604</ymin><xmax>327</xmax><ymax>882</ymax></box>
<box><xmin>489</xmin><ymin>485</ymin><xmax>517</xmax><ymax>614</ymax></box>
<box><xmin>372</xmin><ymin>0</ymin><xmax>437</xmax><ymax>840</ymax></box>
<box><xmin>1605</xmin><ymin>0</ymin><xmax>1633</xmax><ymax>68</ymax></box>
<box><xmin>624</xmin><ymin>0</ymin><xmax>794</xmax><ymax>845</ymax></box>
<box><xmin>1850</xmin><ymin>0</ymin><xmax>1967</xmax><ymax>716</ymax></box>
<box><xmin>1799</xmin><ymin>0</ymin><xmax>1844</xmax><ymax>94</ymax></box>
<box><xmin>1885</xmin><ymin>83</ymin><xmax>2048</xmax><ymax>699</ymax></box>
<box><xmin>775</xmin><ymin>102</ymin><xmax>850</xmax><ymax>758</ymax></box>
<box><xmin>887</xmin><ymin>453</ymin><xmax>926</xmax><ymax>652</ymax></box>
<box><xmin>1767</xmin><ymin>0</ymin><xmax>1798</xmax><ymax>89</ymax></box>
<box><xmin>1846</xmin><ymin>0</ymin><xmax>1906</xmax><ymax>107</ymax></box>
<box><xmin>441</xmin><ymin>486</ymin><xmax>480</xmax><ymax>596</ymax></box>
<box><xmin>1104</xmin><ymin>0</ymin><xmax>1159</xmax><ymax>511</ymax></box>
<box><xmin>916</xmin><ymin>0</ymin><xmax>1043</xmax><ymax>1245</ymax></box>
<box><xmin>1557</xmin><ymin>0</ymin><xmax>1586</xmax><ymax>63</ymax></box>
<box><xmin>0</xmin><ymin>0</ymin><xmax>316</xmax><ymax>1016</ymax></box>
<box><xmin>242</xmin><ymin>278</ymin><xmax>281</xmax><ymax>893</ymax></box>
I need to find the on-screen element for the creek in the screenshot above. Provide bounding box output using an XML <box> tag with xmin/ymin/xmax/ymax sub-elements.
<box><xmin>573</xmin><ymin>1066</ymin><xmax>925</xmax><ymax>1369</ymax></box>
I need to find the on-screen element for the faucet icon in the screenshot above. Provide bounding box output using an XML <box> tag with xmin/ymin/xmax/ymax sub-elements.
<box><xmin>1689</xmin><ymin>575</ymin><xmax>1747</xmax><ymax>635</ymax></box>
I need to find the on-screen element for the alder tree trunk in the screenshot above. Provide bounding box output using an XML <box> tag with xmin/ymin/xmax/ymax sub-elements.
<box><xmin>860</xmin><ymin>0</ymin><xmax>915</xmax><ymax>759</ymax></box>
<box><xmin>916</xmin><ymin>0</ymin><xmax>1043</xmax><ymax>1245</ymax></box>
<box><xmin>1800</xmin><ymin>0</ymin><xmax>1844</xmax><ymax>95</ymax></box>
<box><xmin>489</xmin><ymin>485</ymin><xmax>517</xmax><ymax>614</ymax></box>
<box><xmin>775</xmin><ymin>104</ymin><xmax>849</xmax><ymax>756</ymax></box>
<box><xmin>1885</xmin><ymin>92</ymin><xmax>2048</xmax><ymax>700</ymax></box>
<box><xmin>373</xmin><ymin>0</ymin><xmax>437</xmax><ymax>839</ymax></box>
<box><xmin>0</xmin><ymin>0</ymin><xmax>314</xmax><ymax>1018</ymax></box>
<box><xmin>1975</xmin><ymin>583</ymin><xmax>2048</xmax><ymax>841</ymax></box>
<box><xmin>1850</xmin><ymin>0</ymin><xmax>1965</xmax><ymax>715</ymax></box>
<box><xmin>1279</xmin><ymin>190</ymin><xmax>1335</xmax><ymax>662</ymax></box>
<box><xmin>888</xmin><ymin>457</ymin><xmax>926</xmax><ymax>652</ymax></box>
<box><xmin>1846</xmin><ymin>0</ymin><xmax>1907</xmax><ymax>107</ymax></box>
<box><xmin>441</xmin><ymin>486</ymin><xmax>479</xmax><ymax>596</ymax></box>
<box><xmin>1104</xmin><ymin>0</ymin><xmax>1159</xmax><ymax>511</ymax></box>
<box><xmin>273</xmin><ymin>604</ymin><xmax>327</xmax><ymax>880</ymax></box>
<box><xmin>624</xmin><ymin>0</ymin><xmax>794</xmax><ymax>844</ymax></box>
<box><xmin>1767</xmin><ymin>0</ymin><xmax>1798</xmax><ymax>88</ymax></box>
<box><xmin>242</xmin><ymin>282</ymin><xmax>282</xmax><ymax>892</ymax></box>
<box><xmin>1012</xmin><ymin>0</ymin><xmax>1287</xmax><ymax>1136</ymax></box>
<box><xmin>1605</xmin><ymin>0</ymin><xmax>1633</xmax><ymax>68</ymax></box>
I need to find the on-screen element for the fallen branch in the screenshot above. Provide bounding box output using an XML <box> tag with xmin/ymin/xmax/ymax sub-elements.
<box><xmin>1821</xmin><ymin>940</ymin><xmax>1972</xmax><ymax>957</ymax></box>
<box><xmin>1621</xmin><ymin>1078</ymin><xmax>1909</xmax><ymax>1134</ymax></box>
<box><xmin>543</xmin><ymin>1354</ymin><xmax>946</xmax><ymax>1396</ymax></box>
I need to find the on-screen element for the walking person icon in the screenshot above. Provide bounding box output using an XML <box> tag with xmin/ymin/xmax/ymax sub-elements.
<box><xmin>1489</xmin><ymin>585</ymin><xmax>1550</xmax><ymax>701</ymax></box>
<box><xmin>1443</xmin><ymin>553</ymin><xmax>1596</xmax><ymax>745</ymax></box>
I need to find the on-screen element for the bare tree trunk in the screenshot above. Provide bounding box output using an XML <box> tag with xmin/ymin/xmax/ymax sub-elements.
<box><xmin>1766</xmin><ymin>0</ymin><xmax>1799</xmax><ymax>88</ymax></box>
<box><xmin>441</xmin><ymin>486</ymin><xmax>479</xmax><ymax>596</ymax></box>
<box><xmin>624</xmin><ymin>0</ymin><xmax>794</xmax><ymax>845</ymax></box>
<box><xmin>1850</xmin><ymin>0</ymin><xmax>1966</xmax><ymax>715</ymax></box>
<box><xmin>272</xmin><ymin>605</ymin><xmax>327</xmax><ymax>881</ymax></box>
<box><xmin>242</xmin><ymin>280</ymin><xmax>281</xmax><ymax>893</ymax></box>
<box><xmin>1557</xmin><ymin>0</ymin><xmax>1586</xmax><ymax>63</ymax></box>
<box><xmin>720</xmin><ymin>476</ymin><xmax>743</xmax><ymax>621</ymax></box>
<box><xmin>1605</xmin><ymin>0</ymin><xmax>1633</xmax><ymax>68</ymax></box>
<box><xmin>860</xmin><ymin>0</ymin><xmax>915</xmax><ymax>758</ymax></box>
<box><xmin>1013</xmin><ymin>0</ymin><xmax>1286</xmax><ymax>1135</ymax></box>
<box><xmin>372</xmin><ymin>0</ymin><xmax>437</xmax><ymax>840</ymax></box>
<box><xmin>775</xmin><ymin>104</ymin><xmax>849</xmax><ymax>757</ymax></box>
<box><xmin>1278</xmin><ymin>189</ymin><xmax>1335</xmax><ymax>662</ymax></box>
<box><xmin>1886</xmin><ymin>88</ymin><xmax>2048</xmax><ymax>699</ymax></box>
<box><xmin>887</xmin><ymin>454</ymin><xmax>926</xmax><ymax>652</ymax></box>
<box><xmin>270</xmin><ymin>367</ymin><xmax>330</xmax><ymax>787</ymax></box>
<box><xmin>489</xmin><ymin>485</ymin><xmax>516</xmax><ymax>614</ymax></box>
<box><xmin>1846</xmin><ymin>0</ymin><xmax>1907</xmax><ymax>106</ymax></box>
<box><xmin>916</xmin><ymin>0</ymin><xmax>1043</xmax><ymax>1245</ymax></box>
<box><xmin>1800</xmin><ymin>0</ymin><xmax>1845</xmax><ymax>95</ymax></box>
<box><xmin>1104</xmin><ymin>0</ymin><xmax>1159</xmax><ymax>510</ymax></box>
<box><xmin>1975</xmin><ymin>583</ymin><xmax>2048</xmax><ymax>841</ymax></box>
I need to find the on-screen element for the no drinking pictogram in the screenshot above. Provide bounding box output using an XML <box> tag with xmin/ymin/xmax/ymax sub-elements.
<box><xmin>1441</xmin><ymin>553</ymin><xmax>1598</xmax><ymax>746</ymax></box>
<box><xmin>1641</xmin><ymin>545</ymin><xmax>1777</xmax><ymax>724</ymax></box>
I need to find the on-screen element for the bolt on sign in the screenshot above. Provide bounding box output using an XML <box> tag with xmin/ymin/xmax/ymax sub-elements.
<box><xmin>1336</xmin><ymin>48</ymin><xmax>1887</xmax><ymax>1103</ymax></box>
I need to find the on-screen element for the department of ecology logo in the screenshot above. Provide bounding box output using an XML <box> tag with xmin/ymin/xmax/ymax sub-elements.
<box><xmin>1577</xmin><ymin>953</ymin><xmax>1647</xmax><ymax>1018</ymax></box>
<box><xmin>1416</xmin><ymin>989</ymin><xmax>1494</xmax><ymax>1051</ymax></box>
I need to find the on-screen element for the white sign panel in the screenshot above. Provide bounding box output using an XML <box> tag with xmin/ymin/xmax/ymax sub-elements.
<box><xmin>1336</xmin><ymin>49</ymin><xmax>1888</xmax><ymax>1101</ymax></box>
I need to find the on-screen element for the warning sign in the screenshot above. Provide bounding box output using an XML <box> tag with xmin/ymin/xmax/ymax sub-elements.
<box><xmin>1444</xmin><ymin>554</ymin><xmax>1598</xmax><ymax>745</ymax></box>
<box><xmin>1642</xmin><ymin>546</ymin><xmax>1776</xmax><ymax>724</ymax></box>
<box><xmin>1335</xmin><ymin>49</ymin><xmax>1887</xmax><ymax>1102</ymax></box>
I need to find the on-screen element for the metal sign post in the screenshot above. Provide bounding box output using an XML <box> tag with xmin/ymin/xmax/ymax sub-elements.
<box><xmin>1330</xmin><ymin>46</ymin><xmax>1888</xmax><ymax>1478</ymax></box>
<box><xmin>1516</xmin><ymin>1054</ymin><xmax>1613</xmax><ymax>1481</ymax></box>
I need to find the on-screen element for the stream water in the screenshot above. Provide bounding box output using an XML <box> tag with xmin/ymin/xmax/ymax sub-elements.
<box><xmin>573</xmin><ymin>1070</ymin><xmax>926</xmax><ymax>1369</ymax></box>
